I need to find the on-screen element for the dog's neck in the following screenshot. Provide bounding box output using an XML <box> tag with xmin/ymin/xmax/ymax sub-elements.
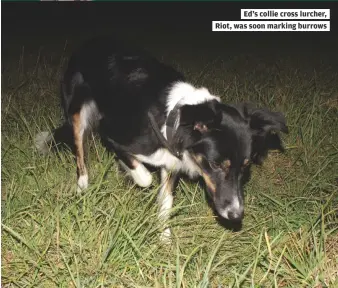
<box><xmin>147</xmin><ymin>82</ymin><xmax>220</xmax><ymax>161</ymax></box>
<box><xmin>163</xmin><ymin>81</ymin><xmax>221</xmax><ymax>141</ymax></box>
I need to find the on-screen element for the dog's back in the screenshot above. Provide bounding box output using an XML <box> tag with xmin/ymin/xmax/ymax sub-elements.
<box><xmin>61</xmin><ymin>37</ymin><xmax>184</xmax><ymax>125</ymax></box>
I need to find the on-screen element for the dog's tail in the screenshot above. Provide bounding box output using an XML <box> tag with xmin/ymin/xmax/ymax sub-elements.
<box><xmin>35</xmin><ymin>123</ymin><xmax>74</xmax><ymax>155</ymax></box>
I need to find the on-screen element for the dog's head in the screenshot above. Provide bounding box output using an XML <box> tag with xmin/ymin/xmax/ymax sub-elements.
<box><xmin>177</xmin><ymin>100</ymin><xmax>288</xmax><ymax>222</ymax></box>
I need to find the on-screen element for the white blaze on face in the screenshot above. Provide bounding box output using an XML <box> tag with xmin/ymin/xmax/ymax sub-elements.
<box><xmin>218</xmin><ymin>196</ymin><xmax>243</xmax><ymax>220</ymax></box>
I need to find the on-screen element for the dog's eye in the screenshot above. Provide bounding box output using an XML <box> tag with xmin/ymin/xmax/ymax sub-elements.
<box><xmin>210</xmin><ymin>160</ymin><xmax>231</xmax><ymax>172</ymax></box>
<box><xmin>209</xmin><ymin>162</ymin><xmax>221</xmax><ymax>170</ymax></box>
<box><xmin>221</xmin><ymin>160</ymin><xmax>231</xmax><ymax>175</ymax></box>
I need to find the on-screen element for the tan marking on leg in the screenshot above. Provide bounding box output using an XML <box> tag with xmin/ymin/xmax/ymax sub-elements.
<box><xmin>73</xmin><ymin>113</ymin><xmax>88</xmax><ymax>191</ymax></box>
<box><xmin>158</xmin><ymin>169</ymin><xmax>176</xmax><ymax>243</ymax></box>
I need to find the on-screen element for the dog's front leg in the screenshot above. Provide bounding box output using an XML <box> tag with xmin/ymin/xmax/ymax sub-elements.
<box><xmin>158</xmin><ymin>168</ymin><xmax>177</xmax><ymax>242</ymax></box>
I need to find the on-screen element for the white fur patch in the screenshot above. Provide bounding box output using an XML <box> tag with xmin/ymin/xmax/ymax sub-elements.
<box><xmin>159</xmin><ymin>228</ymin><xmax>171</xmax><ymax>243</ymax></box>
<box><xmin>218</xmin><ymin>197</ymin><xmax>243</xmax><ymax>219</ymax></box>
<box><xmin>77</xmin><ymin>174</ymin><xmax>88</xmax><ymax>193</ymax></box>
<box><xmin>232</xmin><ymin>197</ymin><xmax>240</xmax><ymax>210</ymax></box>
<box><xmin>119</xmin><ymin>160</ymin><xmax>153</xmax><ymax>188</ymax></box>
<box><xmin>218</xmin><ymin>209</ymin><xmax>229</xmax><ymax>219</ymax></box>
<box><xmin>35</xmin><ymin>131</ymin><xmax>52</xmax><ymax>154</ymax></box>
<box><xmin>135</xmin><ymin>149</ymin><xmax>200</xmax><ymax>179</ymax></box>
<box><xmin>158</xmin><ymin>186</ymin><xmax>174</xmax><ymax>220</ymax></box>
<box><xmin>161</xmin><ymin>82</ymin><xmax>221</xmax><ymax>139</ymax></box>
<box><xmin>166</xmin><ymin>81</ymin><xmax>221</xmax><ymax>117</ymax></box>
<box><xmin>80</xmin><ymin>100</ymin><xmax>101</xmax><ymax>131</ymax></box>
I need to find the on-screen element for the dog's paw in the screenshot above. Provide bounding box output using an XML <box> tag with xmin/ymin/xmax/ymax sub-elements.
<box><xmin>132</xmin><ymin>164</ymin><xmax>153</xmax><ymax>187</ymax></box>
<box><xmin>119</xmin><ymin>160</ymin><xmax>153</xmax><ymax>188</ymax></box>
<box><xmin>77</xmin><ymin>174</ymin><xmax>88</xmax><ymax>193</ymax></box>
<box><xmin>159</xmin><ymin>228</ymin><xmax>172</xmax><ymax>244</ymax></box>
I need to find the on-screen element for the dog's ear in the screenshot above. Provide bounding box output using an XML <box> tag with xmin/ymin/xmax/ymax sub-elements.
<box><xmin>179</xmin><ymin>100</ymin><xmax>222</xmax><ymax>134</ymax></box>
<box><xmin>233</xmin><ymin>102</ymin><xmax>288</xmax><ymax>135</ymax></box>
<box><xmin>233</xmin><ymin>103</ymin><xmax>288</xmax><ymax>164</ymax></box>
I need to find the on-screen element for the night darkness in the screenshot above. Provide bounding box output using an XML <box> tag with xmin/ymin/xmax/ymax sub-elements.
<box><xmin>2</xmin><ymin>2</ymin><xmax>338</xmax><ymax>53</ymax></box>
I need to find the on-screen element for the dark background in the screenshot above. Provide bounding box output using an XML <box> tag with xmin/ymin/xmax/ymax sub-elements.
<box><xmin>2</xmin><ymin>1</ymin><xmax>338</xmax><ymax>55</ymax></box>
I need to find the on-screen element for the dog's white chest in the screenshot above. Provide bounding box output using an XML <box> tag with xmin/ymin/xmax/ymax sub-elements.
<box><xmin>135</xmin><ymin>149</ymin><xmax>200</xmax><ymax>178</ymax></box>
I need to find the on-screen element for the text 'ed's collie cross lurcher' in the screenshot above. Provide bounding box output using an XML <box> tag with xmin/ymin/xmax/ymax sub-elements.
<box><xmin>35</xmin><ymin>37</ymin><xmax>288</xmax><ymax>241</ymax></box>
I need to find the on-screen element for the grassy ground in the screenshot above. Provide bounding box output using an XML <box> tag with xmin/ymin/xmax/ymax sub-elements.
<box><xmin>2</xmin><ymin>32</ymin><xmax>338</xmax><ymax>287</ymax></box>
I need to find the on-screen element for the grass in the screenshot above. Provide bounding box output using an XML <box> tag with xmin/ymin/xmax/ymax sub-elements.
<box><xmin>2</xmin><ymin>33</ymin><xmax>338</xmax><ymax>287</ymax></box>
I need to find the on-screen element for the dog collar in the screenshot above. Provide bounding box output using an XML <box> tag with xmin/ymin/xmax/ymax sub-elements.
<box><xmin>147</xmin><ymin>104</ymin><xmax>183</xmax><ymax>160</ymax></box>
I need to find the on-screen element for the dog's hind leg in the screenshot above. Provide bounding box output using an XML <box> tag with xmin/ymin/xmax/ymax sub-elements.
<box><xmin>158</xmin><ymin>168</ymin><xmax>178</xmax><ymax>242</ymax></box>
<box><xmin>69</xmin><ymin>83</ymin><xmax>101</xmax><ymax>193</ymax></box>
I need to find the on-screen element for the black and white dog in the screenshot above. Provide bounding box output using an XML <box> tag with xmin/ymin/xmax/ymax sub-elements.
<box><xmin>36</xmin><ymin>37</ymin><xmax>288</xmax><ymax>240</ymax></box>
